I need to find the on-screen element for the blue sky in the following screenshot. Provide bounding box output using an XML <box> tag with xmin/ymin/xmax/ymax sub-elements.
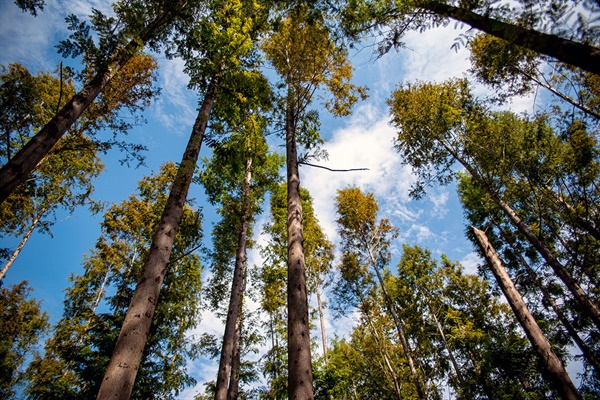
<box><xmin>0</xmin><ymin>0</ymin><xmax>563</xmax><ymax>397</ymax></box>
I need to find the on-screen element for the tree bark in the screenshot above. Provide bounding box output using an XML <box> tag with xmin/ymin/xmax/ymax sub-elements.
<box><xmin>315</xmin><ymin>285</ymin><xmax>328</xmax><ymax>364</ymax></box>
<box><xmin>0</xmin><ymin>10</ymin><xmax>174</xmax><ymax>204</ymax></box>
<box><xmin>227</xmin><ymin>270</ymin><xmax>246</xmax><ymax>400</ymax></box>
<box><xmin>441</xmin><ymin>140</ymin><xmax>600</xmax><ymax>331</ymax></box>
<box><xmin>0</xmin><ymin>207</ymin><xmax>45</xmax><ymax>281</ymax></box>
<box><xmin>286</xmin><ymin>93</ymin><xmax>314</xmax><ymax>400</ymax></box>
<box><xmin>472</xmin><ymin>226</ymin><xmax>582</xmax><ymax>400</ymax></box>
<box><xmin>418</xmin><ymin>1</ymin><xmax>600</xmax><ymax>75</ymax></box>
<box><xmin>214</xmin><ymin>156</ymin><xmax>252</xmax><ymax>400</ymax></box>
<box><xmin>95</xmin><ymin>76</ymin><xmax>219</xmax><ymax>400</ymax></box>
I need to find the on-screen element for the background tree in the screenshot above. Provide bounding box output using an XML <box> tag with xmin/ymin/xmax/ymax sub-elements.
<box><xmin>0</xmin><ymin>282</ymin><xmax>49</xmax><ymax>399</ymax></box>
<box><xmin>24</xmin><ymin>162</ymin><xmax>203</xmax><ymax>400</ymax></box>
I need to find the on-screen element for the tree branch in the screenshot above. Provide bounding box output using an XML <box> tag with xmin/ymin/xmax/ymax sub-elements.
<box><xmin>298</xmin><ymin>161</ymin><xmax>369</xmax><ymax>172</ymax></box>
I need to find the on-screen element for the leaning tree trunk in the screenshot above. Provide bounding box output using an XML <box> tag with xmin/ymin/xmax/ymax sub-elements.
<box><xmin>214</xmin><ymin>156</ymin><xmax>253</xmax><ymax>400</ymax></box>
<box><xmin>95</xmin><ymin>76</ymin><xmax>219</xmax><ymax>400</ymax></box>
<box><xmin>285</xmin><ymin>91</ymin><xmax>314</xmax><ymax>400</ymax></box>
<box><xmin>0</xmin><ymin>10</ymin><xmax>175</xmax><ymax>204</ymax></box>
<box><xmin>442</xmin><ymin>140</ymin><xmax>600</xmax><ymax>331</ymax></box>
<box><xmin>0</xmin><ymin>207</ymin><xmax>45</xmax><ymax>281</ymax></box>
<box><xmin>472</xmin><ymin>227</ymin><xmax>582</xmax><ymax>400</ymax></box>
<box><xmin>315</xmin><ymin>284</ymin><xmax>328</xmax><ymax>363</ymax></box>
<box><xmin>418</xmin><ymin>1</ymin><xmax>600</xmax><ymax>75</ymax></box>
<box><xmin>226</xmin><ymin>270</ymin><xmax>246</xmax><ymax>400</ymax></box>
<box><xmin>367</xmin><ymin>248</ymin><xmax>428</xmax><ymax>400</ymax></box>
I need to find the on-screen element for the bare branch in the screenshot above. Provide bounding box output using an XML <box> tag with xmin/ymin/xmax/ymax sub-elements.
<box><xmin>298</xmin><ymin>161</ymin><xmax>369</xmax><ymax>172</ymax></box>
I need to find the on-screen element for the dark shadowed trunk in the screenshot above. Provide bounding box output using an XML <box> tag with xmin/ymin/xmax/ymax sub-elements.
<box><xmin>286</xmin><ymin>92</ymin><xmax>314</xmax><ymax>399</ymax></box>
<box><xmin>0</xmin><ymin>11</ymin><xmax>174</xmax><ymax>204</ymax></box>
<box><xmin>95</xmin><ymin>76</ymin><xmax>219</xmax><ymax>400</ymax></box>
<box><xmin>472</xmin><ymin>226</ymin><xmax>582</xmax><ymax>400</ymax></box>
<box><xmin>418</xmin><ymin>1</ymin><xmax>600</xmax><ymax>75</ymax></box>
<box><xmin>215</xmin><ymin>156</ymin><xmax>252</xmax><ymax>400</ymax></box>
<box><xmin>441</xmin><ymin>140</ymin><xmax>600</xmax><ymax>331</ymax></box>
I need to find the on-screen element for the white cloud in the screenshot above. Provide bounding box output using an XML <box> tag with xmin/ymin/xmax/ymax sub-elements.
<box><xmin>460</xmin><ymin>251</ymin><xmax>482</xmax><ymax>275</ymax></box>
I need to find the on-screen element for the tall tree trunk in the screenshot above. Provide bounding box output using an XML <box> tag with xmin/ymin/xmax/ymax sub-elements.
<box><xmin>441</xmin><ymin>140</ymin><xmax>600</xmax><ymax>331</ymax></box>
<box><xmin>227</xmin><ymin>268</ymin><xmax>246</xmax><ymax>400</ymax></box>
<box><xmin>367</xmin><ymin>248</ymin><xmax>428</xmax><ymax>400</ymax></box>
<box><xmin>495</xmin><ymin>222</ymin><xmax>600</xmax><ymax>373</ymax></box>
<box><xmin>315</xmin><ymin>285</ymin><xmax>328</xmax><ymax>364</ymax></box>
<box><xmin>96</xmin><ymin>76</ymin><xmax>219</xmax><ymax>400</ymax></box>
<box><xmin>0</xmin><ymin>10</ymin><xmax>175</xmax><ymax>204</ymax></box>
<box><xmin>285</xmin><ymin>93</ymin><xmax>314</xmax><ymax>400</ymax></box>
<box><xmin>215</xmin><ymin>156</ymin><xmax>253</xmax><ymax>400</ymax></box>
<box><xmin>417</xmin><ymin>1</ymin><xmax>600</xmax><ymax>75</ymax></box>
<box><xmin>0</xmin><ymin>207</ymin><xmax>45</xmax><ymax>281</ymax></box>
<box><xmin>472</xmin><ymin>226</ymin><xmax>582</xmax><ymax>400</ymax></box>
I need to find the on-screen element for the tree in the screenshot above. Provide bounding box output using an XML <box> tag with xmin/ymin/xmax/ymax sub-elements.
<box><xmin>0</xmin><ymin>57</ymin><xmax>166</xmax><ymax>280</ymax></box>
<box><xmin>334</xmin><ymin>187</ymin><xmax>429</xmax><ymax>399</ymax></box>
<box><xmin>262</xmin><ymin>6</ymin><xmax>366</xmax><ymax>396</ymax></box>
<box><xmin>388</xmin><ymin>79</ymin><xmax>600</xmax><ymax>331</ymax></box>
<box><xmin>0</xmin><ymin>0</ymin><xmax>202</xmax><ymax>202</ymax></box>
<box><xmin>24</xmin><ymin>162</ymin><xmax>203</xmax><ymax>400</ymax></box>
<box><xmin>258</xmin><ymin>182</ymin><xmax>335</xmax><ymax>398</ymax></box>
<box><xmin>340</xmin><ymin>0</ymin><xmax>600</xmax><ymax>75</ymax></box>
<box><xmin>472</xmin><ymin>226</ymin><xmax>581</xmax><ymax>400</ymax></box>
<box><xmin>0</xmin><ymin>282</ymin><xmax>49</xmax><ymax>399</ymax></box>
<box><xmin>96</xmin><ymin>0</ymin><xmax>267</xmax><ymax>397</ymax></box>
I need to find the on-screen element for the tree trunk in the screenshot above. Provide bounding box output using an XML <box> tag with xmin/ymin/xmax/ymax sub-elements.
<box><xmin>472</xmin><ymin>226</ymin><xmax>582</xmax><ymax>400</ymax></box>
<box><xmin>316</xmin><ymin>285</ymin><xmax>328</xmax><ymax>364</ymax></box>
<box><xmin>441</xmin><ymin>140</ymin><xmax>600</xmax><ymax>331</ymax></box>
<box><xmin>227</xmin><ymin>269</ymin><xmax>246</xmax><ymax>400</ymax></box>
<box><xmin>367</xmin><ymin>248</ymin><xmax>428</xmax><ymax>400</ymax></box>
<box><xmin>495</xmin><ymin>222</ymin><xmax>600</xmax><ymax>373</ymax></box>
<box><xmin>95</xmin><ymin>76</ymin><xmax>219</xmax><ymax>400</ymax></box>
<box><xmin>0</xmin><ymin>207</ymin><xmax>45</xmax><ymax>281</ymax></box>
<box><xmin>286</xmin><ymin>93</ymin><xmax>314</xmax><ymax>400</ymax></box>
<box><xmin>0</xmin><ymin>10</ymin><xmax>174</xmax><ymax>204</ymax></box>
<box><xmin>418</xmin><ymin>1</ymin><xmax>600</xmax><ymax>75</ymax></box>
<box><xmin>215</xmin><ymin>156</ymin><xmax>252</xmax><ymax>400</ymax></box>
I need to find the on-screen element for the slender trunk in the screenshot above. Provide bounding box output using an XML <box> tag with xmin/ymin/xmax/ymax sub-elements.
<box><xmin>541</xmin><ymin>185</ymin><xmax>600</xmax><ymax>241</ymax></box>
<box><xmin>96</xmin><ymin>76</ymin><xmax>219</xmax><ymax>400</ymax></box>
<box><xmin>0</xmin><ymin>207</ymin><xmax>45</xmax><ymax>281</ymax></box>
<box><xmin>215</xmin><ymin>156</ymin><xmax>253</xmax><ymax>400</ymax></box>
<box><xmin>286</xmin><ymin>93</ymin><xmax>314</xmax><ymax>399</ymax></box>
<box><xmin>442</xmin><ymin>140</ymin><xmax>600</xmax><ymax>331</ymax></box>
<box><xmin>227</xmin><ymin>269</ymin><xmax>246</xmax><ymax>400</ymax></box>
<box><xmin>363</xmin><ymin>307</ymin><xmax>402</xmax><ymax>400</ymax></box>
<box><xmin>418</xmin><ymin>1</ymin><xmax>600</xmax><ymax>75</ymax></box>
<box><xmin>426</xmin><ymin>300</ymin><xmax>465</xmax><ymax>386</ymax></box>
<box><xmin>495</xmin><ymin>222</ymin><xmax>600</xmax><ymax>373</ymax></box>
<box><xmin>0</xmin><ymin>10</ymin><xmax>174</xmax><ymax>204</ymax></box>
<box><xmin>367</xmin><ymin>248</ymin><xmax>428</xmax><ymax>400</ymax></box>
<box><xmin>472</xmin><ymin>226</ymin><xmax>582</xmax><ymax>400</ymax></box>
<box><xmin>315</xmin><ymin>284</ymin><xmax>328</xmax><ymax>364</ymax></box>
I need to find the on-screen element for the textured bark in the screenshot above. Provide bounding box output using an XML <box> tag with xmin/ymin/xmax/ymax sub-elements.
<box><xmin>472</xmin><ymin>227</ymin><xmax>582</xmax><ymax>400</ymax></box>
<box><xmin>95</xmin><ymin>77</ymin><xmax>219</xmax><ymax>400</ymax></box>
<box><xmin>442</xmin><ymin>140</ymin><xmax>600</xmax><ymax>331</ymax></box>
<box><xmin>214</xmin><ymin>157</ymin><xmax>252</xmax><ymax>400</ymax></box>
<box><xmin>226</xmin><ymin>274</ymin><xmax>245</xmax><ymax>400</ymax></box>
<box><xmin>418</xmin><ymin>1</ymin><xmax>600</xmax><ymax>75</ymax></box>
<box><xmin>286</xmin><ymin>96</ymin><xmax>314</xmax><ymax>400</ymax></box>
<box><xmin>0</xmin><ymin>207</ymin><xmax>45</xmax><ymax>281</ymax></box>
<box><xmin>0</xmin><ymin>11</ymin><xmax>173</xmax><ymax>204</ymax></box>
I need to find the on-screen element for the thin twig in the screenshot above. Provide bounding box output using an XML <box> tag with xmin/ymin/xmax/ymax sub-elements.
<box><xmin>298</xmin><ymin>161</ymin><xmax>369</xmax><ymax>172</ymax></box>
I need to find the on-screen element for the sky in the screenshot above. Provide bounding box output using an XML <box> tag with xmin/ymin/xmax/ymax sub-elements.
<box><xmin>0</xmin><ymin>0</ymin><xmax>565</xmax><ymax>397</ymax></box>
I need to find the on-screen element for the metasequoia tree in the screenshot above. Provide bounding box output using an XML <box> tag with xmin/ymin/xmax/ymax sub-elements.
<box><xmin>96</xmin><ymin>0</ymin><xmax>264</xmax><ymax>397</ymax></box>
<box><xmin>262</xmin><ymin>6</ymin><xmax>365</xmax><ymax>397</ymax></box>
<box><xmin>258</xmin><ymin>183</ymin><xmax>335</xmax><ymax>397</ymax></box>
<box><xmin>200</xmin><ymin>115</ymin><xmax>283</xmax><ymax>399</ymax></box>
<box><xmin>472</xmin><ymin>227</ymin><xmax>582</xmax><ymax>400</ymax></box>
<box><xmin>0</xmin><ymin>54</ymin><xmax>158</xmax><ymax>280</ymax></box>
<box><xmin>25</xmin><ymin>163</ymin><xmax>202</xmax><ymax>400</ymax></box>
<box><xmin>340</xmin><ymin>0</ymin><xmax>600</xmax><ymax>75</ymax></box>
<box><xmin>388</xmin><ymin>79</ymin><xmax>600</xmax><ymax>332</ymax></box>
<box><xmin>334</xmin><ymin>187</ymin><xmax>429</xmax><ymax>400</ymax></box>
<box><xmin>0</xmin><ymin>0</ymin><xmax>202</xmax><ymax>202</ymax></box>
